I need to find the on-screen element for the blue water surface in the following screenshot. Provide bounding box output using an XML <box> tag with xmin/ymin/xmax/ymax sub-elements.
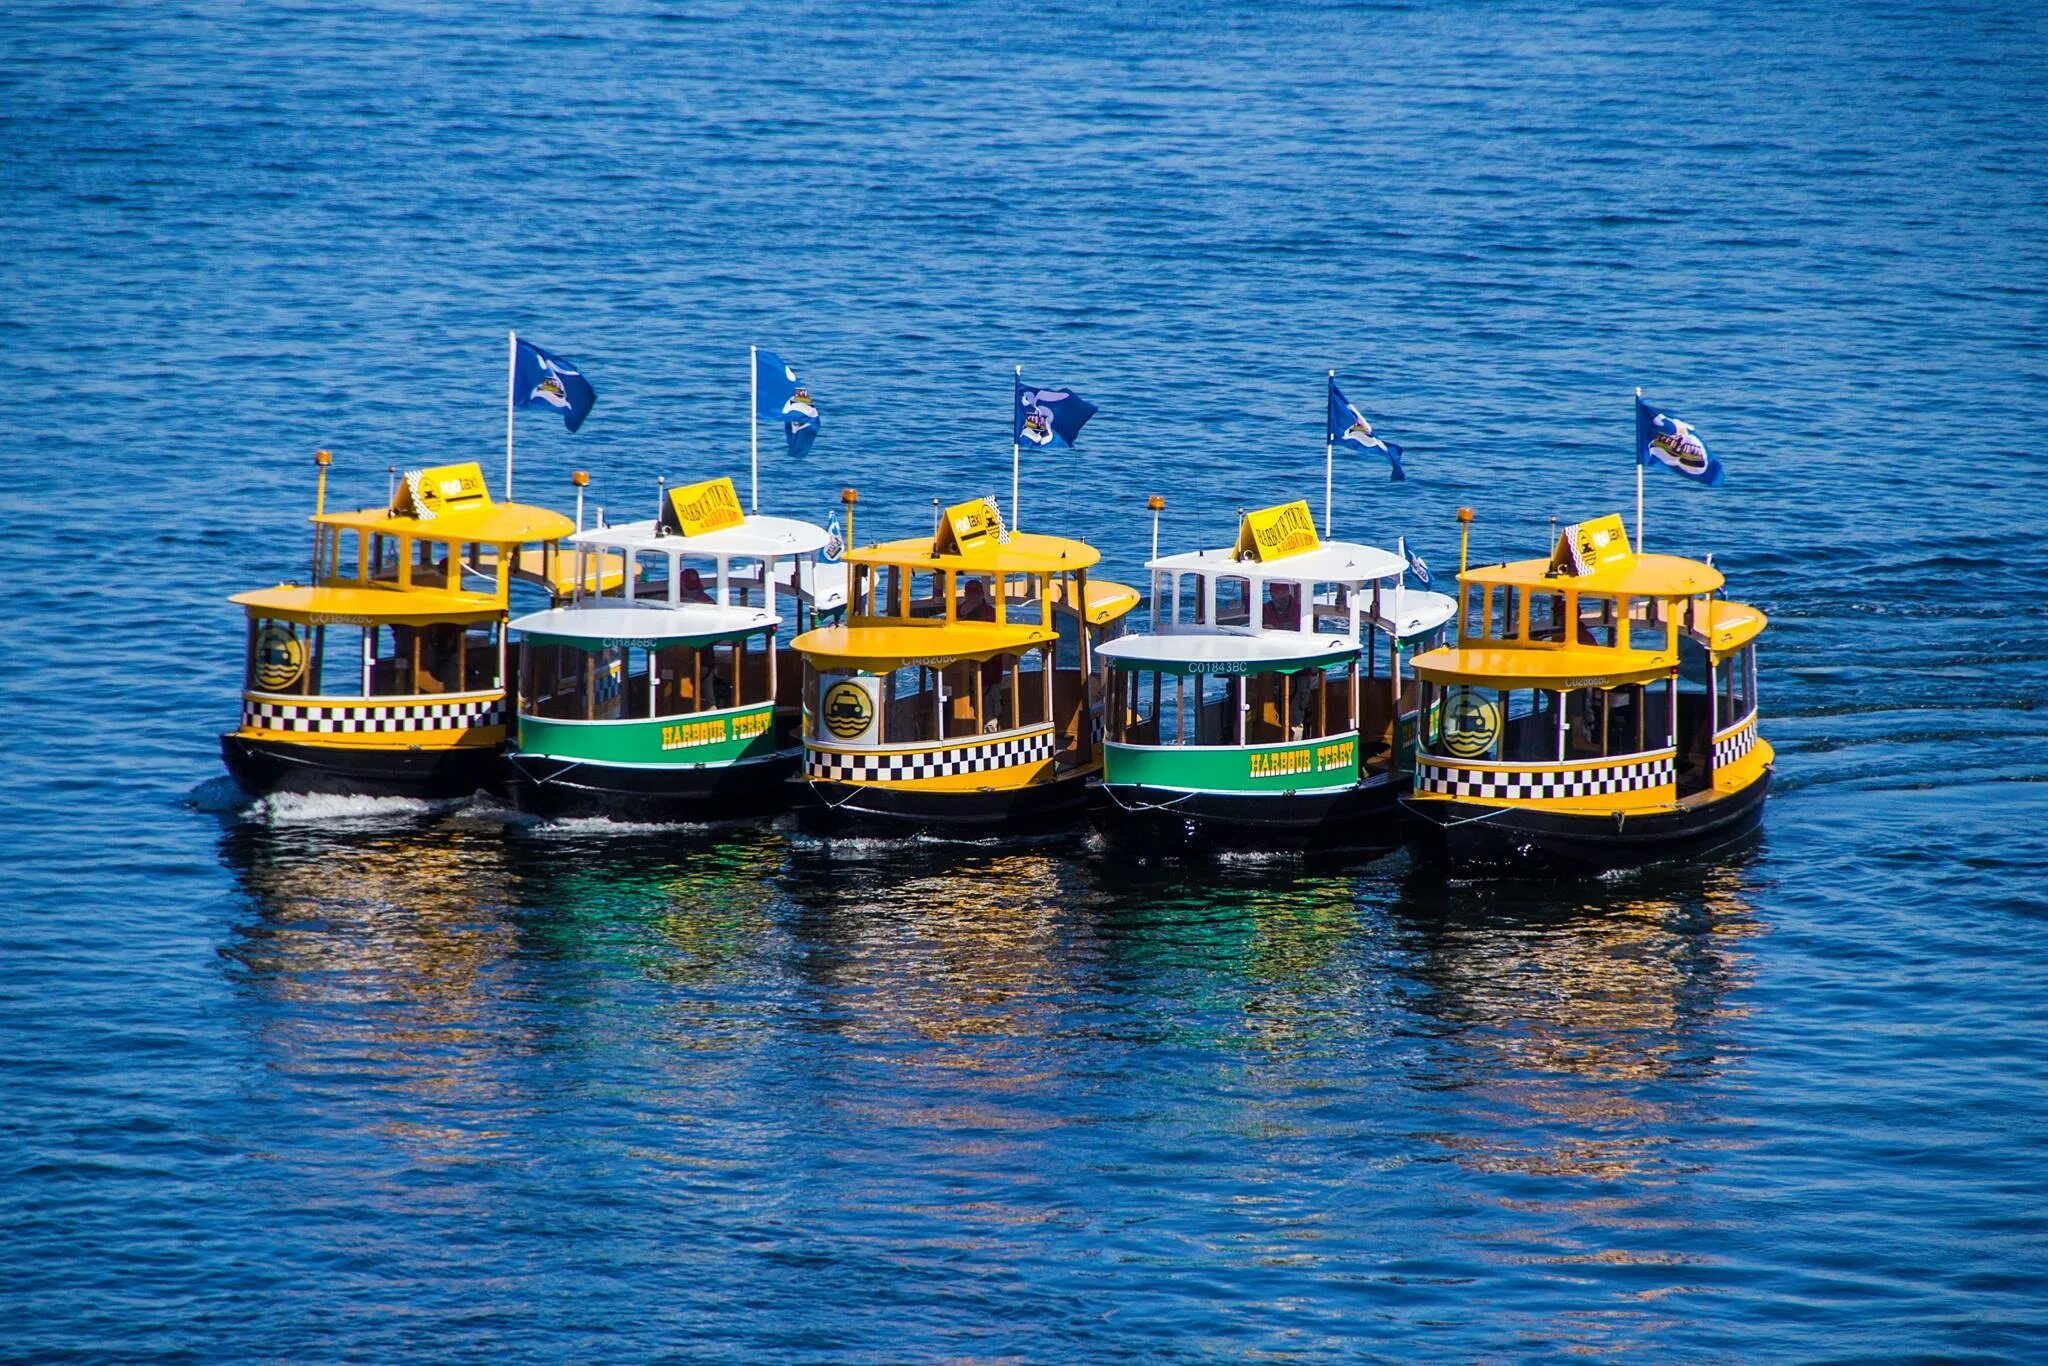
<box><xmin>5</xmin><ymin>1</ymin><xmax>2048</xmax><ymax>1358</ymax></box>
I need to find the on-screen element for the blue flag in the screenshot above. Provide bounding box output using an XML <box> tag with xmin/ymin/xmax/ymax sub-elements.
<box><xmin>1015</xmin><ymin>380</ymin><xmax>1098</xmax><ymax>448</ymax></box>
<box><xmin>1328</xmin><ymin>378</ymin><xmax>1405</xmax><ymax>481</ymax></box>
<box><xmin>512</xmin><ymin>337</ymin><xmax>596</xmax><ymax>433</ymax></box>
<box><xmin>1402</xmin><ymin>540</ymin><xmax>1431</xmax><ymax>585</ymax></box>
<box><xmin>1636</xmin><ymin>395</ymin><xmax>1723</xmax><ymax>486</ymax></box>
<box><xmin>756</xmin><ymin>349</ymin><xmax>820</xmax><ymax>459</ymax></box>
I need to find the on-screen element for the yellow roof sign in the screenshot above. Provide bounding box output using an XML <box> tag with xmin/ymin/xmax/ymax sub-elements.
<box><xmin>935</xmin><ymin>497</ymin><xmax>1007</xmax><ymax>555</ymax></box>
<box><xmin>393</xmin><ymin>463</ymin><xmax>493</xmax><ymax>520</ymax></box>
<box><xmin>660</xmin><ymin>476</ymin><xmax>746</xmax><ymax>538</ymax></box>
<box><xmin>1233</xmin><ymin>500</ymin><xmax>1320</xmax><ymax>562</ymax></box>
<box><xmin>1548</xmin><ymin>513</ymin><xmax>1633</xmax><ymax>576</ymax></box>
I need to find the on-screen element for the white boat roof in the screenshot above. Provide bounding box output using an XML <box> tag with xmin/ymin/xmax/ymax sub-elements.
<box><xmin>1373</xmin><ymin>586</ymin><xmax>1459</xmax><ymax>640</ymax></box>
<box><xmin>509</xmin><ymin>599</ymin><xmax>777</xmax><ymax>642</ymax></box>
<box><xmin>569</xmin><ymin>512</ymin><xmax>830</xmax><ymax>559</ymax></box>
<box><xmin>1097</xmin><ymin>633</ymin><xmax>1356</xmax><ymax>669</ymax></box>
<box><xmin>793</xmin><ymin>557</ymin><xmax>849</xmax><ymax>614</ymax></box>
<box><xmin>1148</xmin><ymin>539</ymin><xmax>1408</xmax><ymax>583</ymax></box>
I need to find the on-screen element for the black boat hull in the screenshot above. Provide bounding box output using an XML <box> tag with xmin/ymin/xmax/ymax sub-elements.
<box><xmin>793</xmin><ymin>771</ymin><xmax>1094</xmax><ymax>838</ymax></box>
<box><xmin>1094</xmin><ymin>774</ymin><xmax>1406</xmax><ymax>855</ymax></box>
<box><xmin>220</xmin><ymin>733</ymin><xmax>501</xmax><ymax>802</ymax></box>
<box><xmin>1402</xmin><ymin>767</ymin><xmax>1772</xmax><ymax>876</ymax></box>
<box><xmin>503</xmin><ymin>751</ymin><xmax>797</xmax><ymax>823</ymax></box>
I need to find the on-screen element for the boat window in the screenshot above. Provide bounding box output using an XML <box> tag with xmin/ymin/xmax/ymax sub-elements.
<box><xmin>883</xmin><ymin>664</ymin><xmax>936</xmax><ymax>742</ymax></box>
<box><xmin>1260</xmin><ymin>581</ymin><xmax>1304</xmax><ymax>632</ymax></box>
<box><xmin>245</xmin><ymin>618</ymin><xmax>318</xmax><ymax>696</ymax></box>
<box><xmin>1053</xmin><ymin>603</ymin><xmax>1083</xmax><ymax>670</ymax></box>
<box><xmin>1500</xmin><ymin>689</ymin><xmax>1560</xmax><ymax>762</ymax></box>
<box><xmin>1563</xmin><ymin>687</ymin><xmax>1604</xmax><ymax>760</ymax></box>
<box><xmin>727</xmin><ymin>558</ymin><xmax>768</xmax><ymax>608</ymax></box>
<box><xmin>907</xmin><ymin>571</ymin><xmax>942</xmax><ymax>619</ymax></box>
<box><xmin>1177</xmin><ymin>574</ymin><xmax>1206</xmax><ymax>627</ymax></box>
<box><xmin>1425</xmin><ymin>685</ymin><xmax>1503</xmax><ymax>762</ymax></box>
<box><xmin>1003</xmin><ymin>573</ymin><xmax>1043</xmax><ymax>625</ymax></box>
<box><xmin>1500</xmin><ymin>588</ymin><xmax>1523</xmax><ymax>640</ymax></box>
<box><xmin>1149</xmin><ymin>571</ymin><xmax>1171</xmax><ymax>628</ymax></box>
<box><xmin>1720</xmin><ymin>643</ymin><xmax>1756</xmax><ymax>729</ymax></box>
<box><xmin>1114</xmin><ymin>668</ymin><xmax>1162</xmax><ymax>746</ymax></box>
<box><xmin>1216</xmin><ymin>575</ymin><xmax>1251</xmax><ymax>628</ymax></box>
<box><xmin>1529</xmin><ymin>592</ymin><xmax>1563</xmax><ymax>642</ymax></box>
<box><xmin>1577</xmin><ymin>594</ymin><xmax>1618</xmax><ymax>648</ymax></box>
<box><xmin>954</xmin><ymin>573</ymin><xmax>998</xmax><ymax>623</ymax></box>
<box><xmin>1461</xmin><ymin>585</ymin><xmax>1495</xmax><ymax>642</ymax></box>
<box><xmin>1310</xmin><ymin>583</ymin><xmax>1351</xmax><ymax>637</ymax></box>
<box><xmin>1628</xmin><ymin>597</ymin><xmax>1667</xmax><ymax>652</ymax></box>
<box><xmin>672</xmin><ymin>555</ymin><xmax>718</xmax><ymax>605</ymax></box>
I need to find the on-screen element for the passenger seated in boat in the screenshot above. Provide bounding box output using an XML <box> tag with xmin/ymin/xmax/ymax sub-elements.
<box><xmin>958</xmin><ymin>578</ymin><xmax>995</xmax><ymax>622</ymax></box>
<box><xmin>1262</xmin><ymin>582</ymin><xmax>1301</xmax><ymax>630</ymax></box>
<box><xmin>679</xmin><ymin>568</ymin><xmax>713</xmax><ymax>604</ymax></box>
<box><xmin>1290</xmin><ymin>669</ymin><xmax>1317</xmax><ymax>741</ymax></box>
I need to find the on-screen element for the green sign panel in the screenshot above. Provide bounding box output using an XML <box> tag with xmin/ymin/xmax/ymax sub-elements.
<box><xmin>1103</xmin><ymin>735</ymin><xmax>1362</xmax><ymax>795</ymax></box>
<box><xmin>519</xmin><ymin>702</ymin><xmax>780</xmax><ymax>768</ymax></box>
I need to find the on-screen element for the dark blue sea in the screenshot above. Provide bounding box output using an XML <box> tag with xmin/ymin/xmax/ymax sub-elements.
<box><xmin>6</xmin><ymin>1</ymin><xmax>2048</xmax><ymax>1358</ymax></box>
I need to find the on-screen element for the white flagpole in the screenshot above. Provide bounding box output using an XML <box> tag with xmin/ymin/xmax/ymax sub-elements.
<box><xmin>505</xmin><ymin>331</ymin><xmax>517</xmax><ymax>500</ymax></box>
<box><xmin>750</xmin><ymin>346</ymin><xmax>760</xmax><ymax>514</ymax></box>
<box><xmin>1634</xmin><ymin>386</ymin><xmax>1645</xmax><ymax>552</ymax></box>
<box><xmin>1325</xmin><ymin>369</ymin><xmax>1336</xmax><ymax>538</ymax></box>
<box><xmin>1012</xmin><ymin>364</ymin><xmax>1023</xmax><ymax>531</ymax></box>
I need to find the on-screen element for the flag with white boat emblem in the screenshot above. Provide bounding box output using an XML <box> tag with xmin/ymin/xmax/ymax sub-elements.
<box><xmin>1014</xmin><ymin>381</ymin><xmax>1097</xmax><ymax>448</ymax></box>
<box><xmin>512</xmin><ymin>336</ymin><xmax>597</xmax><ymax>432</ymax></box>
<box><xmin>1328</xmin><ymin>378</ymin><xmax>1405</xmax><ymax>481</ymax></box>
<box><xmin>1636</xmin><ymin>395</ymin><xmax>1723</xmax><ymax>486</ymax></box>
<box><xmin>756</xmin><ymin>349</ymin><xmax>821</xmax><ymax>459</ymax></box>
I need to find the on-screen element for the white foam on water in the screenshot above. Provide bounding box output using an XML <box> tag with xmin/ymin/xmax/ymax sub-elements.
<box><xmin>248</xmin><ymin>791</ymin><xmax>458</xmax><ymax>826</ymax></box>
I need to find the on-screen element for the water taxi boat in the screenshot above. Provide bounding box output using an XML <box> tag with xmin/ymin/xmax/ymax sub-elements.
<box><xmin>222</xmin><ymin>456</ymin><xmax>599</xmax><ymax>800</ymax></box>
<box><xmin>1095</xmin><ymin>499</ymin><xmax>1455</xmax><ymax>852</ymax></box>
<box><xmin>1401</xmin><ymin>512</ymin><xmax>1771</xmax><ymax>874</ymax></box>
<box><xmin>790</xmin><ymin>493</ymin><xmax>1139</xmax><ymax>835</ymax></box>
<box><xmin>503</xmin><ymin>475</ymin><xmax>844</xmax><ymax>821</ymax></box>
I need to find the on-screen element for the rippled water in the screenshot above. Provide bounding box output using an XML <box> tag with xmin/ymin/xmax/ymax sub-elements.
<box><xmin>6</xmin><ymin>1</ymin><xmax>2048</xmax><ymax>1357</ymax></box>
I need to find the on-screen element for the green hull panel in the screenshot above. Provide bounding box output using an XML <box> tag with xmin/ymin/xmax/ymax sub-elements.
<box><xmin>519</xmin><ymin>703</ymin><xmax>778</xmax><ymax>768</ymax></box>
<box><xmin>1103</xmin><ymin>735</ymin><xmax>1361</xmax><ymax>795</ymax></box>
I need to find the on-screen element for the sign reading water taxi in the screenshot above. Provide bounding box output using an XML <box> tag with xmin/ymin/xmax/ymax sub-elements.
<box><xmin>937</xmin><ymin>497</ymin><xmax>1006</xmax><ymax>553</ymax></box>
<box><xmin>396</xmin><ymin>462</ymin><xmax>493</xmax><ymax>519</ymax></box>
<box><xmin>661</xmin><ymin>476</ymin><xmax>747</xmax><ymax>537</ymax></box>
<box><xmin>1233</xmin><ymin>500</ymin><xmax>1320</xmax><ymax>562</ymax></box>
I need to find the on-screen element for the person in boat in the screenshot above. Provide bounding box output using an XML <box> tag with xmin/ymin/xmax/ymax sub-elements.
<box><xmin>679</xmin><ymin>567</ymin><xmax>714</xmax><ymax>604</ymax></box>
<box><xmin>1263</xmin><ymin>581</ymin><xmax>1301</xmax><ymax>630</ymax></box>
<box><xmin>958</xmin><ymin>578</ymin><xmax>996</xmax><ymax>622</ymax></box>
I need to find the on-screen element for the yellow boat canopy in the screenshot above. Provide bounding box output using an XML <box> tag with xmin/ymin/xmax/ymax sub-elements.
<box><xmin>230</xmin><ymin>583</ymin><xmax>505</xmax><ymax>628</ymax></box>
<box><xmin>313</xmin><ymin>462</ymin><xmax>574</xmax><ymax>547</ymax></box>
<box><xmin>1461</xmin><ymin>551</ymin><xmax>1722</xmax><ymax>598</ymax></box>
<box><xmin>1702</xmin><ymin>599</ymin><xmax>1768</xmax><ymax>654</ymax></box>
<box><xmin>1409</xmin><ymin>644</ymin><xmax>1674</xmax><ymax>690</ymax></box>
<box><xmin>1049</xmin><ymin>575</ymin><xmax>1142</xmax><ymax>627</ymax></box>
<box><xmin>792</xmin><ymin>620</ymin><xmax>1055</xmax><ymax>673</ymax></box>
<box><xmin>843</xmin><ymin>496</ymin><xmax>1102</xmax><ymax>575</ymax></box>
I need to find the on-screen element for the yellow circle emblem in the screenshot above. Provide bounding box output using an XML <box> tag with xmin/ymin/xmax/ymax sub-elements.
<box><xmin>253</xmin><ymin>623</ymin><xmax>305</xmax><ymax>692</ymax></box>
<box><xmin>1441</xmin><ymin>686</ymin><xmax>1499</xmax><ymax>760</ymax></box>
<box><xmin>821</xmin><ymin>681</ymin><xmax>874</xmax><ymax>740</ymax></box>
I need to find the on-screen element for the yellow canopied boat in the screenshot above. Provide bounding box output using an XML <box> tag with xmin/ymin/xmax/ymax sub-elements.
<box><xmin>790</xmin><ymin>494</ymin><xmax>1139</xmax><ymax>835</ymax></box>
<box><xmin>1401</xmin><ymin>513</ymin><xmax>1772</xmax><ymax>874</ymax></box>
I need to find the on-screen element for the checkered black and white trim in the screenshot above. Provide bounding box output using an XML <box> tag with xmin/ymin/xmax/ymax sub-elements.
<box><xmin>1713</xmin><ymin>714</ymin><xmax>1758</xmax><ymax>769</ymax></box>
<box><xmin>243</xmin><ymin>694</ymin><xmax>506</xmax><ymax>735</ymax></box>
<box><xmin>1414</xmin><ymin>751</ymin><xmax>1675</xmax><ymax>801</ymax></box>
<box><xmin>805</xmin><ymin>727</ymin><xmax>1058</xmax><ymax>784</ymax></box>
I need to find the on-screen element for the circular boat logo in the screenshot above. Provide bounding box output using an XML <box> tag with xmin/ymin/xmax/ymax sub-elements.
<box><xmin>821</xmin><ymin>681</ymin><xmax>874</xmax><ymax>740</ymax></box>
<box><xmin>1441</xmin><ymin>687</ymin><xmax>1499</xmax><ymax>759</ymax></box>
<box><xmin>253</xmin><ymin>623</ymin><xmax>305</xmax><ymax>692</ymax></box>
